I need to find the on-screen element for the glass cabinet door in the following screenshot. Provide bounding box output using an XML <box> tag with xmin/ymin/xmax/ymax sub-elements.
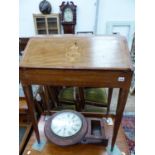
<box><xmin>36</xmin><ymin>18</ymin><xmax>47</xmax><ymax>34</ymax></box>
<box><xmin>47</xmin><ymin>17</ymin><xmax>58</xmax><ymax>34</ymax></box>
<box><xmin>34</xmin><ymin>14</ymin><xmax>60</xmax><ymax>35</ymax></box>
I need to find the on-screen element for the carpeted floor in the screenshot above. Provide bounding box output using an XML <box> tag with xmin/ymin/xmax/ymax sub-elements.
<box><xmin>122</xmin><ymin>115</ymin><xmax>135</xmax><ymax>155</ymax></box>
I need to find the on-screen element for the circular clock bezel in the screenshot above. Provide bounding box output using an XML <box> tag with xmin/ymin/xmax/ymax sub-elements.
<box><xmin>44</xmin><ymin>110</ymin><xmax>88</xmax><ymax>146</ymax></box>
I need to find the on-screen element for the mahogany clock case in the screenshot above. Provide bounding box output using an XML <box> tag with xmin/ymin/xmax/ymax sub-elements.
<box><xmin>44</xmin><ymin>110</ymin><xmax>88</xmax><ymax>146</ymax></box>
<box><xmin>81</xmin><ymin>118</ymin><xmax>108</xmax><ymax>146</ymax></box>
<box><xmin>44</xmin><ymin>110</ymin><xmax>108</xmax><ymax>146</ymax></box>
<box><xmin>59</xmin><ymin>1</ymin><xmax>77</xmax><ymax>34</ymax></box>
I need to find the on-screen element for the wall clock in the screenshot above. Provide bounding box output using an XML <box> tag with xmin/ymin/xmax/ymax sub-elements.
<box><xmin>39</xmin><ymin>0</ymin><xmax>52</xmax><ymax>14</ymax></box>
<box><xmin>59</xmin><ymin>1</ymin><xmax>77</xmax><ymax>34</ymax></box>
<box><xmin>44</xmin><ymin>110</ymin><xmax>108</xmax><ymax>146</ymax></box>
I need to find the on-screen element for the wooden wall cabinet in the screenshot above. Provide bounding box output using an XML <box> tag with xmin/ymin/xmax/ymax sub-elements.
<box><xmin>33</xmin><ymin>14</ymin><xmax>61</xmax><ymax>35</ymax></box>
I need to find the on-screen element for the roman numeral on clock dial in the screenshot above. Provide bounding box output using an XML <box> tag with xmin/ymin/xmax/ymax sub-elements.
<box><xmin>51</xmin><ymin>112</ymin><xmax>82</xmax><ymax>137</ymax></box>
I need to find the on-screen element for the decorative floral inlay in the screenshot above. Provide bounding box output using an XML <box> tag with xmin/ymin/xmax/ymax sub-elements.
<box><xmin>65</xmin><ymin>42</ymin><xmax>81</xmax><ymax>62</ymax></box>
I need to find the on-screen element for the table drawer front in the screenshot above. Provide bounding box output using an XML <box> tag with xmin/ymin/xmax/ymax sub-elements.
<box><xmin>20</xmin><ymin>69</ymin><xmax>132</xmax><ymax>88</ymax></box>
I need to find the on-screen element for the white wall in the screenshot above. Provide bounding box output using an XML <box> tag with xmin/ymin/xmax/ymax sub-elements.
<box><xmin>19</xmin><ymin>0</ymin><xmax>97</xmax><ymax>37</ymax></box>
<box><xmin>19</xmin><ymin>0</ymin><xmax>135</xmax><ymax>37</ymax></box>
<box><xmin>97</xmin><ymin>0</ymin><xmax>135</xmax><ymax>34</ymax></box>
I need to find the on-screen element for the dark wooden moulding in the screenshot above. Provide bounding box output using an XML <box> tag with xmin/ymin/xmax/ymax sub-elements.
<box><xmin>44</xmin><ymin>110</ymin><xmax>108</xmax><ymax>146</ymax></box>
<box><xmin>81</xmin><ymin>118</ymin><xmax>108</xmax><ymax>146</ymax></box>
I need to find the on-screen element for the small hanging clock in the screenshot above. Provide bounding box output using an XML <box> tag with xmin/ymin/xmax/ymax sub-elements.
<box><xmin>44</xmin><ymin>110</ymin><xmax>108</xmax><ymax>146</ymax></box>
<box><xmin>39</xmin><ymin>0</ymin><xmax>52</xmax><ymax>14</ymax></box>
<box><xmin>59</xmin><ymin>1</ymin><xmax>77</xmax><ymax>34</ymax></box>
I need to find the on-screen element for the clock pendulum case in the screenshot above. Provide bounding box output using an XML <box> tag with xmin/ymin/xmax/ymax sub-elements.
<box><xmin>44</xmin><ymin>110</ymin><xmax>108</xmax><ymax>146</ymax></box>
<box><xmin>59</xmin><ymin>1</ymin><xmax>77</xmax><ymax>34</ymax></box>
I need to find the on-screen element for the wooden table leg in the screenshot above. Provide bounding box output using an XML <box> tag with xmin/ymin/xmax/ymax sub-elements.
<box><xmin>44</xmin><ymin>86</ymin><xmax>52</xmax><ymax>114</ymax></box>
<box><xmin>107</xmin><ymin>88</ymin><xmax>113</xmax><ymax>116</ymax></box>
<box><xmin>47</xmin><ymin>86</ymin><xmax>58</xmax><ymax>107</ymax></box>
<box><xmin>22</xmin><ymin>84</ymin><xmax>40</xmax><ymax>143</ymax></box>
<box><xmin>78</xmin><ymin>87</ymin><xmax>85</xmax><ymax>110</ymax></box>
<box><xmin>111</xmin><ymin>88</ymin><xmax>129</xmax><ymax>151</ymax></box>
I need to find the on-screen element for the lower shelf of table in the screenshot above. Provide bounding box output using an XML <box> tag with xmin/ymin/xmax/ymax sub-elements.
<box><xmin>23</xmin><ymin>115</ymin><xmax>130</xmax><ymax>155</ymax></box>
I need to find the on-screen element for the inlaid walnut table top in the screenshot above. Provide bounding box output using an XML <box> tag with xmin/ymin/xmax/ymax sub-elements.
<box><xmin>20</xmin><ymin>35</ymin><xmax>132</xmax><ymax>70</ymax></box>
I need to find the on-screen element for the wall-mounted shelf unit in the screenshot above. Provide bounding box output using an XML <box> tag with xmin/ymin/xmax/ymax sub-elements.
<box><xmin>33</xmin><ymin>14</ymin><xmax>61</xmax><ymax>35</ymax></box>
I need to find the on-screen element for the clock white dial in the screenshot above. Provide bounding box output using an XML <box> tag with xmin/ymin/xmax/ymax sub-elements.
<box><xmin>64</xmin><ymin>8</ymin><xmax>73</xmax><ymax>22</ymax></box>
<box><xmin>51</xmin><ymin>112</ymin><xmax>82</xmax><ymax>137</ymax></box>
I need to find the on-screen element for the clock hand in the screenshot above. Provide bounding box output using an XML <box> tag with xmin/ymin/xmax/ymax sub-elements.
<box><xmin>71</xmin><ymin>126</ymin><xmax>77</xmax><ymax>132</ymax></box>
<box><xmin>57</xmin><ymin>129</ymin><xmax>61</xmax><ymax>134</ymax></box>
<box><xmin>63</xmin><ymin>127</ymin><xmax>66</xmax><ymax>136</ymax></box>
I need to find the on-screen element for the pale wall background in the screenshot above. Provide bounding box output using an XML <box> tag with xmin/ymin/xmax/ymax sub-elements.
<box><xmin>19</xmin><ymin>0</ymin><xmax>135</xmax><ymax>36</ymax></box>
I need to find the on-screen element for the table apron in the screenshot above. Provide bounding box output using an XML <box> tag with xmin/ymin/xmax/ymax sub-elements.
<box><xmin>20</xmin><ymin>68</ymin><xmax>132</xmax><ymax>88</ymax></box>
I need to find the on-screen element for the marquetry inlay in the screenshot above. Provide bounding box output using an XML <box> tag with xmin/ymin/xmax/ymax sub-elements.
<box><xmin>20</xmin><ymin>35</ymin><xmax>132</xmax><ymax>69</ymax></box>
<box><xmin>65</xmin><ymin>42</ymin><xmax>81</xmax><ymax>62</ymax></box>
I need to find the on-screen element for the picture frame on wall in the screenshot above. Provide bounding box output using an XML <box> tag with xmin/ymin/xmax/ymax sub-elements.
<box><xmin>106</xmin><ymin>21</ymin><xmax>135</xmax><ymax>50</ymax></box>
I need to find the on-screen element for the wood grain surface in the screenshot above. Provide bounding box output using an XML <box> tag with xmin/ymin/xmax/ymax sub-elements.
<box><xmin>20</xmin><ymin>35</ymin><xmax>132</xmax><ymax>70</ymax></box>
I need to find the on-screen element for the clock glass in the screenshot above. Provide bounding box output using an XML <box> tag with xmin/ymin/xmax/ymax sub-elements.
<box><xmin>64</xmin><ymin>8</ymin><xmax>73</xmax><ymax>22</ymax></box>
<box><xmin>51</xmin><ymin>111</ymin><xmax>82</xmax><ymax>138</ymax></box>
